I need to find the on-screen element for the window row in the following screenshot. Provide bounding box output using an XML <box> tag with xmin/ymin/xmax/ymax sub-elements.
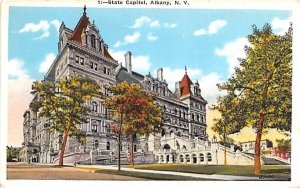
<box><xmin>75</xmin><ymin>55</ymin><xmax>111</xmax><ymax>76</ymax></box>
<box><xmin>190</xmin><ymin>101</ymin><xmax>205</xmax><ymax>111</ymax></box>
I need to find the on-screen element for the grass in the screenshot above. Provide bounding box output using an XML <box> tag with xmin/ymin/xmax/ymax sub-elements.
<box><xmin>131</xmin><ymin>164</ymin><xmax>291</xmax><ymax>180</ymax></box>
<box><xmin>94</xmin><ymin>169</ymin><xmax>216</xmax><ymax>180</ymax></box>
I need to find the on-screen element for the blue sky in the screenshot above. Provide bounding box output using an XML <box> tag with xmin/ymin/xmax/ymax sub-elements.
<box><xmin>7</xmin><ymin>7</ymin><xmax>291</xmax><ymax>146</ymax></box>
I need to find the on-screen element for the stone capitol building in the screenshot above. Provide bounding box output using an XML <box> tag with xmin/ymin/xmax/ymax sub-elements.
<box><xmin>19</xmin><ymin>7</ymin><xmax>254</xmax><ymax>166</ymax></box>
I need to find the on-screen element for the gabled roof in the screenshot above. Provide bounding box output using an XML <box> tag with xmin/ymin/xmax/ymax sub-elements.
<box><xmin>104</xmin><ymin>47</ymin><xmax>116</xmax><ymax>62</ymax></box>
<box><xmin>179</xmin><ymin>71</ymin><xmax>193</xmax><ymax>97</ymax></box>
<box><xmin>70</xmin><ymin>14</ymin><xmax>90</xmax><ymax>44</ymax></box>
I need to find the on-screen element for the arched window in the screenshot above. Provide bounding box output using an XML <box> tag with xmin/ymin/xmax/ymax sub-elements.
<box><xmin>161</xmin><ymin>129</ymin><xmax>166</xmax><ymax>137</ymax></box>
<box><xmin>192</xmin><ymin>113</ymin><xmax>195</xmax><ymax>121</ymax></box>
<box><xmin>94</xmin><ymin>140</ymin><xmax>99</xmax><ymax>149</ymax></box>
<box><xmin>106</xmin><ymin>142</ymin><xmax>110</xmax><ymax>150</ymax></box>
<box><xmin>91</xmin><ymin>123</ymin><xmax>97</xmax><ymax>133</ymax></box>
<box><xmin>174</xmin><ymin>108</ymin><xmax>177</xmax><ymax>115</ymax></box>
<box><xmin>91</xmin><ymin>34</ymin><xmax>96</xmax><ymax>48</ymax></box>
<box><xmin>179</xmin><ymin>110</ymin><xmax>181</xmax><ymax>118</ymax></box>
<box><xmin>91</xmin><ymin>101</ymin><xmax>97</xmax><ymax>112</ymax></box>
<box><xmin>182</xmin><ymin>145</ymin><xmax>187</xmax><ymax>151</ymax></box>
<box><xmin>207</xmin><ymin>153</ymin><xmax>212</xmax><ymax>162</ymax></box>
<box><xmin>197</xmin><ymin>114</ymin><xmax>200</xmax><ymax>122</ymax></box>
<box><xmin>200</xmin><ymin>153</ymin><xmax>204</xmax><ymax>162</ymax></box>
<box><xmin>134</xmin><ymin>144</ymin><xmax>137</xmax><ymax>152</ymax></box>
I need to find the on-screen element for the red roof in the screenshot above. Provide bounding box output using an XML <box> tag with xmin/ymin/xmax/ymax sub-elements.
<box><xmin>71</xmin><ymin>14</ymin><xmax>90</xmax><ymax>44</ymax></box>
<box><xmin>179</xmin><ymin>72</ymin><xmax>193</xmax><ymax>97</ymax></box>
<box><xmin>70</xmin><ymin>10</ymin><xmax>116</xmax><ymax>62</ymax></box>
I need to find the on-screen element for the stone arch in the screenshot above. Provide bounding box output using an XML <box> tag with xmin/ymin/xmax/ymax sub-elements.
<box><xmin>163</xmin><ymin>144</ymin><xmax>171</xmax><ymax>150</ymax></box>
<box><xmin>176</xmin><ymin>140</ymin><xmax>180</xmax><ymax>150</ymax></box>
<box><xmin>199</xmin><ymin>153</ymin><xmax>204</xmax><ymax>162</ymax></box>
<box><xmin>207</xmin><ymin>152</ymin><xmax>212</xmax><ymax>162</ymax></box>
<box><xmin>192</xmin><ymin>153</ymin><xmax>197</xmax><ymax>164</ymax></box>
<box><xmin>161</xmin><ymin>129</ymin><xmax>166</xmax><ymax>137</ymax></box>
<box><xmin>185</xmin><ymin>154</ymin><xmax>190</xmax><ymax>163</ymax></box>
<box><xmin>179</xmin><ymin>154</ymin><xmax>184</xmax><ymax>163</ymax></box>
<box><xmin>155</xmin><ymin>155</ymin><xmax>159</xmax><ymax>162</ymax></box>
<box><xmin>160</xmin><ymin>155</ymin><xmax>164</xmax><ymax>163</ymax></box>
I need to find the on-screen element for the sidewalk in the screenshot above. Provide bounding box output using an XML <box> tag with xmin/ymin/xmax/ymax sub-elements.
<box><xmin>76</xmin><ymin>164</ymin><xmax>260</xmax><ymax>181</ymax></box>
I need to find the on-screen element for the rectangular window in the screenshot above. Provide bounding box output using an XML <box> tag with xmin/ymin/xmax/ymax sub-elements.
<box><xmin>80</xmin><ymin>57</ymin><xmax>84</xmax><ymax>65</ymax></box>
<box><xmin>95</xmin><ymin>63</ymin><xmax>98</xmax><ymax>70</ymax></box>
<box><xmin>90</xmin><ymin>62</ymin><xmax>94</xmax><ymax>69</ymax></box>
<box><xmin>92</xmin><ymin>125</ymin><xmax>97</xmax><ymax>133</ymax></box>
<box><xmin>75</xmin><ymin>56</ymin><xmax>79</xmax><ymax>63</ymax></box>
<box><xmin>107</xmin><ymin>68</ymin><xmax>111</xmax><ymax>75</ymax></box>
<box><xmin>104</xmin><ymin>67</ymin><xmax>107</xmax><ymax>74</ymax></box>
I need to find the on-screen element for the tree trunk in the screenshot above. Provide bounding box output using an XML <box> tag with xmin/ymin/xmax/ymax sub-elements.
<box><xmin>223</xmin><ymin>134</ymin><xmax>227</xmax><ymax>165</ymax></box>
<box><xmin>130</xmin><ymin>133</ymin><xmax>135</xmax><ymax>167</ymax></box>
<box><xmin>254</xmin><ymin>113</ymin><xmax>264</xmax><ymax>175</ymax></box>
<box><xmin>118</xmin><ymin>135</ymin><xmax>121</xmax><ymax>171</ymax></box>
<box><xmin>224</xmin><ymin>144</ymin><xmax>227</xmax><ymax>165</ymax></box>
<box><xmin>59</xmin><ymin>129</ymin><xmax>69</xmax><ymax>166</ymax></box>
<box><xmin>117</xmin><ymin>113</ymin><xmax>123</xmax><ymax>171</ymax></box>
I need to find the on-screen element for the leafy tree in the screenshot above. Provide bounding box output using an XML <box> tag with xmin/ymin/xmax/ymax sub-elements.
<box><xmin>104</xmin><ymin>82</ymin><xmax>162</xmax><ymax>170</ymax></box>
<box><xmin>276</xmin><ymin>138</ymin><xmax>291</xmax><ymax>152</ymax></box>
<box><xmin>30</xmin><ymin>74</ymin><xmax>100</xmax><ymax>166</ymax></box>
<box><xmin>211</xmin><ymin>93</ymin><xmax>245</xmax><ymax>165</ymax></box>
<box><xmin>213</xmin><ymin>24</ymin><xmax>292</xmax><ymax>175</ymax></box>
<box><xmin>7</xmin><ymin>146</ymin><xmax>20</xmax><ymax>162</ymax></box>
<box><xmin>121</xmin><ymin>84</ymin><xmax>162</xmax><ymax>167</ymax></box>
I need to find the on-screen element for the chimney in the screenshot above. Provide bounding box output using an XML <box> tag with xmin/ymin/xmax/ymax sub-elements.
<box><xmin>157</xmin><ymin>68</ymin><xmax>163</xmax><ymax>81</ymax></box>
<box><xmin>124</xmin><ymin>51</ymin><xmax>132</xmax><ymax>74</ymax></box>
<box><xmin>175</xmin><ymin>81</ymin><xmax>180</xmax><ymax>94</ymax></box>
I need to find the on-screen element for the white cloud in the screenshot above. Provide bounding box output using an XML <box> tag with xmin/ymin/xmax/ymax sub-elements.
<box><xmin>271</xmin><ymin>16</ymin><xmax>292</xmax><ymax>35</ymax></box>
<box><xmin>19</xmin><ymin>20</ymin><xmax>50</xmax><ymax>33</ymax></box>
<box><xmin>150</xmin><ymin>20</ymin><xmax>160</xmax><ymax>28</ymax></box>
<box><xmin>8</xmin><ymin>59</ymin><xmax>35</xmax><ymax>146</ymax></box>
<box><xmin>194</xmin><ymin>19</ymin><xmax>227</xmax><ymax>37</ymax></box>
<box><xmin>198</xmin><ymin>72</ymin><xmax>225</xmax><ymax>104</ymax></box>
<box><xmin>50</xmin><ymin>19</ymin><xmax>61</xmax><ymax>32</ymax></box>
<box><xmin>19</xmin><ymin>19</ymin><xmax>60</xmax><ymax>39</ymax></box>
<box><xmin>8</xmin><ymin>59</ymin><xmax>28</xmax><ymax>79</ymax></box>
<box><xmin>114</xmin><ymin>32</ymin><xmax>141</xmax><ymax>48</ymax></box>
<box><xmin>147</xmin><ymin>33</ymin><xmax>158</xmax><ymax>41</ymax></box>
<box><xmin>215</xmin><ymin>37</ymin><xmax>249</xmax><ymax>75</ymax></box>
<box><xmin>124</xmin><ymin>32</ymin><xmax>141</xmax><ymax>43</ymax></box>
<box><xmin>208</xmin><ymin>20</ymin><xmax>227</xmax><ymax>34</ymax></box>
<box><xmin>131</xmin><ymin>16</ymin><xmax>151</xmax><ymax>28</ymax></box>
<box><xmin>39</xmin><ymin>53</ymin><xmax>56</xmax><ymax>73</ymax></box>
<box><xmin>110</xmin><ymin>50</ymin><xmax>151</xmax><ymax>75</ymax></box>
<box><xmin>113</xmin><ymin>41</ymin><xmax>122</xmax><ymax>48</ymax></box>
<box><xmin>193</xmin><ymin>29</ymin><xmax>207</xmax><ymax>36</ymax></box>
<box><xmin>164</xmin><ymin>23</ymin><xmax>177</xmax><ymax>29</ymax></box>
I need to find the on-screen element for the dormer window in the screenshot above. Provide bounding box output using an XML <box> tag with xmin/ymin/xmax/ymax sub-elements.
<box><xmin>91</xmin><ymin>34</ymin><xmax>96</xmax><ymax>48</ymax></box>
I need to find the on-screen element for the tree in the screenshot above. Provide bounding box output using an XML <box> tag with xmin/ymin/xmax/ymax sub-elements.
<box><xmin>104</xmin><ymin>81</ymin><xmax>162</xmax><ymax>170</ymax></box>
<box><xmin>213</xmin><ymin>24</ymin><xmax>292</xmax><ymax>175</ymax></box>
<box><xmin>7</xmin><ymin>146</ymin><xmax>20</xmax><ymax>162</ymax></box>
<box><xmin>276</xmin><ymin>138</ymin><xmax>291</xmax><ymax>152</ymax></box>
<box><xmin>30</xmin><ymin>74</ymin><xmax>100</xmax><ymax>166</ymax></box>
<box><xmin>121</xmin><ymin>84</ymin><xmax>162</xmax><ymax>167</ymax></box>
<box><xmin>211</xmin><ymin>92</ymin><xmax>246</xmax><ymax>165</ymax></box>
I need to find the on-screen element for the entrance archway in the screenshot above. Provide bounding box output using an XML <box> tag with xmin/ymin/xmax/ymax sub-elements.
<box><xmin>192</xmin><ymin>154</ymin><xmax>197</xmax><ymax>163</ymax></box>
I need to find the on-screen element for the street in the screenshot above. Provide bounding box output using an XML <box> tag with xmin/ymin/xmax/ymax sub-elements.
<box><xmin>6</xmin><ymin>162</ymin><xmax>144</xmax><ymax>180</ymax></box>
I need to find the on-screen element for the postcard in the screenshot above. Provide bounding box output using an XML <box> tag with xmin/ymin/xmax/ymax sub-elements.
<box><xmin>1</xmin><ymin>0</ymin><xmax>300</xmax><ymax>188</ymax></box>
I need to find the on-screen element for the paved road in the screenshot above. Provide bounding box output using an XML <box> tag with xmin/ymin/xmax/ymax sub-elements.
<box><xmin>83</xmin><ymin>164</ymin><xmax>260</xmax><ymax>181</ymax></box>
<box><xmin>7</xmin><ymin>163</ymin><xmax>144</xmax><ymax>180</ymax></box>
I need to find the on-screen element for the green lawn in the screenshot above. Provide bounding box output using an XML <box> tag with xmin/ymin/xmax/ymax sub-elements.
<box><xmin>131</xmin><ymin>164</ymin><xmax>290</xmax><ymax>180</ymax></box>
<box><xmin>95</xmin><ymin>169</ymin><xmax>216</xmax><ymax>181</ymax></box>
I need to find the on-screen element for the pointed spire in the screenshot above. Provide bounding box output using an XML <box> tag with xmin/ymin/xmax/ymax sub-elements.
<box><xmin>83</xmin><ymin>5</ymin><xmax>87</xmax><ymax>16</ymax></box>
